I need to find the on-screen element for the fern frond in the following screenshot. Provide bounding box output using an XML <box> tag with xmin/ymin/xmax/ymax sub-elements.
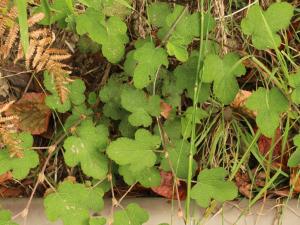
<box><xmin>0</xmin><ymin>102</ymin><xmax>23</xmax><ymax>158</ymax></box>
<box><xmin>27</xmin><ymin>12</ymin><xmax>44</xmax><ymax>27</ymax></box>
<box><xmin>1</xmin><ymin>24</ymin><xmax>19</xmax><ymax>59</ymax></box>
<box><xmin>53</xmin><ymin>72</ymin><xmax>71</xmax><ymax>103</ymax></box>
<box><xmin>0</xmin><ymin>1</ymin><xmax>73</xmax><ymax>104</ymax></box>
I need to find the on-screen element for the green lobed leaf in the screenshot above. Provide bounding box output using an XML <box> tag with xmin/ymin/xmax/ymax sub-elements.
<box><xmin>121</xmin><ymin>87</ymin><xmax>161</xmax><ymax>127</ymax></box>
<box><xmin>75</xmin><ymin>8</ymin><xmax>128</xmax><ymax>63</ymax></box>
<box><xmin>0</xmin><ymin>210</ymin><xmax>18</xmax><ymax>225</ymax></box>
<box><xmin>0</xmin><ymin>133</ymin><xmax>38</xmax><ymax>180</ymax></box>
<box><xmin>174</xmin><ymin>52</ymin><xmax>211</xmax><ymax>104</ymax></box>
<box><xmin>202</xmin><ymin>53</ymin><xmax>246</xmax><ymax>104</ymax></box>
<box><xmin>35</xmin><ymin>0</ymin><xmax>73</xmax><ymax>26</ymax></box>
<box><xmin>181</xmin><ymin>107</ymin><xmax>208</xmax><ymax>139</ymax></box>
<box><xmin>288</xmin><ymin>135</ymin><xmax>300</xmax><ymax>167</ymax></box>
<box><xmin>245</xmin><ymin>87</ymin><xmax>288</xmax><ymax>138</ymax></box>
<box><xmin>89</xmin><ymin>217</ymin><xmax>106</xmax><ymax>225</ymax></box>
<box><xmin>241</xmin><ymin>2</ymin><xmax>294</xmax><ymax>50</ymax></box>
<box><xmin>63</xmin><ymin>120</ymin><xmax>109</xmax><ymax>179</ymax></box>
<box><xmin>113</xmin><ymin>203</ymin><xmax>149</xmax><ymax>225</ymax></box>
<box><xmin>288</xmin><ymin>71</ymin><xmax>300</xmax><ymax>104</ymax></box>
<box><xmin>161</xmin><ymin>139</ymin><xmax>197</xmax><ymax>179</ymax></box>
<box><xmin>132</xmin><ymin>42</ymin><xmax>169</xmax><ymax>89</ymax></box>
<box><xmin>99</xmin><ymin>76</ymin><xmax>128</xmax><ymax>120</ymax></box>
<box><xmin>119</xmin><ymin>165</ymin><xmax>161</xmax><ymax>187</ymax></box>
<box><xmin>107</xmin><ymin>129</ymin><xmax>160</xmax><ymax>172</ymax></box>
<box><xmin>44</xmin><ymin>181</ymin><xmax>104</xmax><ymax>225</ymax></box>
<box><xmin>148</xmin><ymin>3</ymin><xmax>215</xmax><ymax>61</ymax></box>
<box><xmin>191</xmin><ymin>167</ymin><xmax>238</xmax><ymax>208</ymax></box>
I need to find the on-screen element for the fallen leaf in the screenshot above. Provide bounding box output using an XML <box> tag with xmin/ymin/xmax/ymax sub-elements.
<box><xmin>235</xmin><ymin>169</ymin><xmax>266</xmax><ymax>199</ymax></box>
<box><xmin>0</xmin><ymin>172</ymin><xmax>12</xmax><ymax>184</ymax></box>
<box><xmin>0</xmin><ymin>187</ymin><xmax>22</xmax><ymax>197</ymax></box>
<box><xmin>5</xmin><ymin>93</ymin><xmax>51</xmax><ymax>135</ymax></box>
<box><xmin>160</xmin><ymin>100</ymin><xmax>172</xmax><ymax>119</ymax></box>
<box><xmin>0</xmin><ymin>73</ymin><xmax>9</xmax><ymax>100</ymax></box>
<box><xmin>151</xmin><ymin>171</ymin><xmax>186</xmax><ymax>200</ymax></box>
<box><xmin>230</xmin><ymin>90</ymin><xmax>257</xmax><ymax>118</ymax></box>
<box><xmin>257</xmin><ymin>128</ymin><xmax>289</xmax><ymax>168</ymax></box>
<box><xmin>290</xmin><ymin>171</ymin><xmax>300</xmax><ymax>193</ymax></box>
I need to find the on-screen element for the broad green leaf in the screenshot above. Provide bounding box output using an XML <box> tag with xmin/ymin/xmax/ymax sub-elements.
<box><xmin>0</xmin><ymin>133</ymin><xmax>38</xmax><ymax>180</ymax></box>
<box><xmin>202</xmin><ymin>53</ymin><xmax>246</xmax><ymax>104</ymax></box>
<box><xmin>161</xmin><ymin>139</ymin><xmax>197</xmax><ymax>179</ymax></box>
<box><xmin>99</xmin><ymin>76</ymin><xmax>127</xmax><ymax>120</ymax></box>
<box><xmin>118</xmin><ymin>114</ymin><xmax>136</xmax><ymax>138</ymax></box>
<box><xmin>132</xmin><ymin>42</ymin><xmax>168</xmax><ymax>89</ymax></box>
<box><xmin>107</xmin><ymin>129</ymin><xmax>160</xmax><ymax>172</ymax></box>
<box><xmin>15</xmin><ymin>0</ymin><xmax>29</xmax><ymax>53</ymax></box>
<box><xmin>64</xmin><ymin>0</ymin><xmax>74</xmax><ymax>13</ymax></box>
<box><xmin>0</xmin><ymin>210</ymin><xmax>18</xmax><ymax>225</ymax></box>
<box><xmin>241</xmin><ymin>2</ymin><xmax>294</xmax><ymax>49</ymax></box>
<box><xmin>174</xmin><ymin>52</ymin><xmax>210</xmax><ymax>104</ymax></box>
<box><xmin>181</xmin><ymin>107</ymin><xmax>208</xmax><ymax>139</ymax></box>
<box><xmin>191</xmin><ymin>167</ymin><xmax>238</xmax><ymax>208</ymax></box>
<box><xmin>89</xmin><ymin>217</ymin><xmax>106</xmax><ymax>225</ymax></box>
<box><xmin>75</xmin><ymin>8</ymin><xmax>128</xmax><ymax>63</ymax></box>
<box><xmin>113</xmin><ymin>203</ymin><xmax>149</xmax><ymax>225</ymax></box>
<box><xmin>288</xmin><ymin>135</ymin><xmax>300</xmax><ymax>167</ymax></box>
<box><xmin>63</xmin><ymin>120</ymin><xmax>109</xmax><ymax>179</ymax></box>
<box><xmin>245</xmin><ymin>87</ymin><xmax>288</xmax><ymax>138</ymax></box>
<box><xmin>148</xmin><ymin>3</ymin><xmax>215</xmax><ymax>61</ymax></box>
<box><xmin>119</xmin><ymin>165</ymin><xmax>161</xmax><ymax>187</ymax></box>
<box><xmin>288</xmin><ymin>71</ymin><xmax>300</xmax><ymax>104</ymax></box>
<box><xmin>121</xmin><ymin>87</ymin><xmax>161</xmax><ymax>127</ymax></box>
<box><xmin>44</xmin><ymin>181</ymin><xmax>104</xmax><ymax>225</ymax></box>
<box><xmin>148</xmin><ymin>2</ymin><xmax>171</xmax><ymax>27</ymax></box>
<box><xmin>35</xmin><ymin>0</ymin><xmax>73</xmax><ymax>26</ymax></box>
<box><xmin>79</xmin><ymin>0</ymin><xmax>132</xmax><ymax>17</ymax></box>
<box><xmin>40</xmin><ymin>0</ymin><xmax>51</xmax><ymax>25</ymax></box>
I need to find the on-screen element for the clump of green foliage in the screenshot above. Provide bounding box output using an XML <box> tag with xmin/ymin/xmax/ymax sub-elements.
<box><xmin>1</xmin><ymin>1</ymin><xmax>299</xmax><ymax>225</ymax></box>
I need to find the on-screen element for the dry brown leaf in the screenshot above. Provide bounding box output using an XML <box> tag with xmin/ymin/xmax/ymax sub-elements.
<box><xmin>231</xmin><ymin>90</ymin><xmax>257</xmax><ymax>118</ymax></box>
<box><xmin>160</xmin><ymin>100</ymin><xmax>172</xmax><ymax>119</ymax></box>
<box><xmin>151</xmin><ymin>171</ymin><xmax>186</xmax><ymax>200</ymax></box>
<box><xmin>5</xmin><ymin>92</ymin><xmax>51</xmax><ymax>135</ymax></box>
<box><xmin>257</xmin><ymin>128</ymin><xmax>289</xmax><ymax>169</ymax></box>
<box><xmin>0</xmin><ymin>172</ymin><xmax>12</xmax><ymax>184</ymax></box>
<box><xmin>290</xmin><ymin>172</ymin><xmax>300</xmax><ymax>193</ymax></box>
<box><xmin>0</xmin><ymin>187</ymin><xmax>22</xmax><ymax>197</ymax></box>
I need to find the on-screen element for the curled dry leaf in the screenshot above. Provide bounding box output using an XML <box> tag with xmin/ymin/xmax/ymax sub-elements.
<box><xmin>0</xmin><ymin>187</ymin><xmax>22</xmax><ymax>197</ymax></box>
<box><xmin>151</xmin><ymin>171</ymin><xmax>186</xmax><ymax>200</ymax></box>
<box><xmin>0</xmin><ymin>172</ymin><xmax>12</xmax><ymax>184</ymax></box>
<box><xmin>235</xmin><ymin>169</ymin><xmax>266</xmax><ymax>199</ymax></box>
<box><xmin>230</xmin><ymin>89</ymin><xmax>257</xmax><ymax>118</ymax></box>
<box><xmin>290</xmin><ymin>171</ymin><xmax>300</xmax><ymax>193</ymax></box>
<box><xmin>257</xmin><ymin>128</ymin><xmax>289</xmax><ymax>169</ymax></box>
<box><xmin>5</xmin><ymin>93</ymin><xmax>51</xmax><ymax>135</ymax></box>
<box><xmin>160</xmin><ymin>100</ymin><xmax>172</xmax><ymax>119</ymax></box>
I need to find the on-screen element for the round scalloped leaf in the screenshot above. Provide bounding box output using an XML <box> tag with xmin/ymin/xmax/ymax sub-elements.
<box><xmin>113</xmin><ymin>203</ymin><xmax>149</xmax><ymax>225</ymax></box>
<box><xmin>119</xmin><ymin>165</ymin><xmax>161</xmax><ymax>187</ymax></box>
<box><xmin>69</xmin><ymin>79</ymin><xmax>86</xmax><ymax>105</ymax></box>
<box><xmin>241</xmin><ymin>2</ymin><xmax>294</xmax><ymax>50</ymax></box>
<box><xmin>160</xmin><ymin>139</ymin><xmax>196</xmax><ymax>179</ymax></box>
<box><xmin>44</xmin><ymin>181</ymin><xmax>104</xmax><ymax>225</ymax></box>
<box><xmin>191</xmin><ymin>168</ymin><xmax>238</xmax><ymax>208</ymax></box>
<box><xmin>107</xmin><ymin>129</ymin><xmax>160</xmax><ymax>172</ymax></box>
<box><xmin>63</xmin><ymin>120</ymin><xmax>109</xmax><ymax>179</ymax></box>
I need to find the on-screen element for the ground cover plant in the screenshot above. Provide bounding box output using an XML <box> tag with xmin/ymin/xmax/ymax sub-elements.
<box><xmin>0</xmin><ymin>0</ymin><xmax>299</xmax><ymax>224</ymax></box>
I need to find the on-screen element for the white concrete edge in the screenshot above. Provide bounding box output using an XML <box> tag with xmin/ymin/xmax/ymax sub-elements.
<box><xmin>1</xmin><ymin>198</ymin><xmax>300</xmax><ymax>225</ymax></box>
